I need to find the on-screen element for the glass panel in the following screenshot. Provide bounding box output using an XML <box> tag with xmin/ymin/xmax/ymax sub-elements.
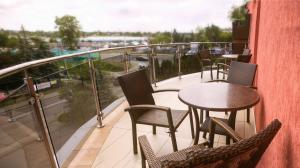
<box><xmin>0</xmin><ymin>73</ymin><xmax>52</xmax><ymax>168</ymax></box>
<box><xmin>154</xmin><ymin>46</ymin><xmax>179</xmax><ymax>82</ymax></box>
<box><xmin>181</xmin><ymin>44</ymin><xmax>202</xmax><ymax>76</ymax></box>
<box><xmin>31</xmin><ymin>58</ymin><xmax>97</xmax><ymax>166</ymax></box>
<box><xmin>94</xmin><ymin>50</ymin><xmax>126</xmax><ymax>116</ymax></box>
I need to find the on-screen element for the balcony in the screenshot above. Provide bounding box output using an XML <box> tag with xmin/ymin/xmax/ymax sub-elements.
<box><xmin>63</xmin><ymin>71</ymin><xmax>256</xmax><ymax>168</ymax></box>
<box><xmin>0</xmin><ymin>42</ymin><xmax>254</xmax><ymax>168</ymax></box>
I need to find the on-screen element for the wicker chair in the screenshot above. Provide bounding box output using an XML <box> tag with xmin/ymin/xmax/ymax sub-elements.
<box><xmin>197</xmin><ymin>49</ymin><xmax>214</xmax><ymax>80</ymax></box>
<box><xmin>118</xmin><ymin>69</ymin><xmax>194</xmax><ymax>154</ymax></box>
<box><xmin>198</xmin><ymin>61</ymin><xmax>257</xmax><ymax>145</ymax></box>
<box><xmin>217</xmin><ymin>48</ymin><xmax>252</xmax><ymax>79</ymax></box>
<box><xmin>139</xmin><ymin>119</ymin><xmax>281</xmax><ymax>168</ymax></box>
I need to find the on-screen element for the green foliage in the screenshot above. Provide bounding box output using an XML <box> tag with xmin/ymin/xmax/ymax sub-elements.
<box><xmin>0</xmin><ymin>29</ymin><xmax>9</xmax><ymax>47</ymax></box>
<box><xmin>57</xmin><ymin>82</ymin><xmax>96</xmax><ymax>125</ymax></box>
<box><xmin>55</xmin><ymin>15</ymin><xmax>81</xmax><ymax>50</ymax></box>
<box><xmin>150</xmin><ymin>32</ymin><xmax>172</xmax><ymax>44</ymax></box>
<box><xmin>204</xmin><ymin>25</ymin><xmax>222</xmax><ymax>42</ymax></box>
<box><xmin>172</xmin><ymin>29</ymin><xmax>182</xmax><ymax>43</ymax></box>
<box><xmin>0</xmin><ymin>26</ymin><xmax>59</xmax><ymax>89</ymax></box>
<box><xmin>229</xmin><ymin>4</ymin><xmax>247</xmax><ymax>22</ymax></box>
<box><xmin>57</xmin><ymin>65</ymin><xmax>118</xmax><ymax>124</ymax></box>
<box><xmin>156</xmin><ymin>57</ymin><xmax>178</xmax><ymax>81</ymax></box>
<box><xmin>194</xmin><ymin>25</ymin><xmax>232</xmax><ymax>42</ymax></box>
<box><xmin>6</xmin><ymin>37</ymin><xmax>18</xmax><ymax>48</ymax></box>
<box><xmin>66</xmin><ymin>60</ymin><xmax>124</xmax><ymax>83</ymax></box>
<box><xmin>94</xmin><ymin>61</ymin><xmax>124</xmax><ymax>72</ymax></box>
<box><xmin>96</xmin><ymin>71</ymin><xmax>118</xmax><ymax>109</ymax></box>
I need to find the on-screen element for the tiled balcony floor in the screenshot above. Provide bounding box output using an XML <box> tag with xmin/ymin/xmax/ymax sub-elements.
<box><xmin>64</xmin><ymin>71</ymin><xmax>256</xmax><ymax>168</ymax></box>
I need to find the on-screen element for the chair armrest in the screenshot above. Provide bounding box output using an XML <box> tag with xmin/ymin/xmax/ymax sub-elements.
<box><xmin>201</xmin><ymin>59</ymin><xmax>212</xmax><ymax>62</ymax></box>
<box><xmin>138</xmin><ymin>135</ymin><xmax>157</xmax><ymax>165</ymax></box>
<box><xmin>125</xmin><ymin>105</ymin><xmax>175</xmax><ymax>129</ymax></box>
<box><xmin>209</xmin><ymin>117</ymin><xmax>243</xmax><ymax>147</ymax></box>
<box><xmin>124</xmin><ymin>104</ymin><xmax>170</xmax><ymax>112</ymax></box>
<box><xmin>153</xmin><ymin>89</ymin><xmax>179</xmax><ymax>93</ymax></box>
<box><xmin>207</xmin><ymin>79</ymin><xmax>228</xmax><ymax>83</ymax></box>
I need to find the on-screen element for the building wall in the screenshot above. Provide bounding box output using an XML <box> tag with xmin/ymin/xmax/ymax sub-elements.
<box><xmin>248</xmin><ymin>0</ymin><xmax>300</xmax><ymax>167</ymax></box>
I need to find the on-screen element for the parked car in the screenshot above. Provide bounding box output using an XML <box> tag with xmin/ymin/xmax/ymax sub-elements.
<box><xmin>185</xmin><ymin>43</ymin><xmax>199</xmax><ymax>56</ymax></box>
<box><xmin>138</xmin><ymin>62</ymin><xmax>148</xmax><ymax>69</ymax></box>
<box><xmin>0</xmin><ymin>91</ymin><xmax>7</xmax><ymax>102</ymax></box>
<box><xmin>136</xmin><ymin>56</ymin><xmax>149</xmax><ymax>61</ymax></box>
<box><xmin>210</xmin><ymin>47</ymin><xmax>224</xmax><ymax>55</ymax></box>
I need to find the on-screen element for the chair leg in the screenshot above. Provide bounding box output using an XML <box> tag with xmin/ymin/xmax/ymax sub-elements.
<box><xmin>217</xmin><ymin>66</ymin><xmax>219</xmax><ymax>79</ymax></box>
<box><xmin>140</xmin><ymin>145</ymin><xmax>146</xmax><ymax>168</ymax></box>
<box><xmin>199</xmin><ymin>109</ymin><xmax>203</xmax><ymax>124</ymax></box>
<box><xmin>189</xmin><ymin>109</ymin><xmax>195</xmax><ymax>139</ymax></box>
<box><xmin>210</xmin><ymin>65</ymin><xmax>213</xmax><ymax>80</ymax></box>
<box><xmin>192</xmin><ymin>108</ymin><xmax>200</xmax><ymax>145</ymax></box>
<box><xmin>203</xmin><ymin>110</ymin><xmax>210</xmax><ymax>139</ymax></box>
<box><xmin>247</xmin><ymin>108</ymin><xmax>250</xmax><ymax>123</ymax></box>
<box><xmin>201</xmin><ymin>64</ymin><xmax>203</xmax><ymax>78</ymax></box>
<box><xmin>226</xmin><ymin>136</ymin><xmax>230</xmax><ymax>145</ymax></box>
<box><xmin>205</xmin><ymin>110</ymin><xmax>210</xmax><ymax>118</ymax></box>
<box><xmin>152</xmin><ymin>126</ymin><xmax>156</xmax><ymax>134</ymax></box>
<box><xmin>170</xmin><ymin>129</ymin><xmax>178</xmax><ymax>152</ymax></box>
<box><xmin>132</xmin><ymin>122</ymin><xmax>138</xmax><ymax>154</ymax></box>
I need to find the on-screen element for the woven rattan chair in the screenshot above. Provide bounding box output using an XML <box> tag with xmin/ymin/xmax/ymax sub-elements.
<box><xmin>118</xmin><ymin>69</ymin><xmax>194</xmax><ymax>154</ymax></box>
<box><xmin>199</xmin><ymin>61</ymin><xmax>257</xmax><ymax>145</ymax></box>
<box><xmin>197</xmin><ymin>49</ymin><xmax>214</xmax><ymax>80</ymax></box>
<box><xmin>139</xmin><ymin>119</ymin><xmax>281</xmax><ymax>168</ymax></box>
<box><xmin>217</xmin><ymin>49</ymin><xmax>252</xmax><ymax>79</ymax></box>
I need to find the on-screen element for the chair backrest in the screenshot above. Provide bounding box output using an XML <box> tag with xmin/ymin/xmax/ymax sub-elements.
<box><xmin>237</xmin><ymin>48</ymin><xmax>252</xmax><ymax>63</ymax></box>
<box><xmin>198</xmin><ymin>49</ymin><xmax>211</xmax><ymax>59</ymax></box>
<box><xmin>162</xmin><ymin>119</ymin><xmax>282</xmax><ymax>168</ymax></box>
<box><xmin>227</xmin><ymin>61</ymin><xmax>257</xmax><ymax>86</ymax></box>
<box><xmin>117</xmin><ymin>69</ymin><xmax>155</xmax><ymax>106</ymax></box>
<box><xmin>242</xmin><ymin>48</ymin><xmax>251</xmax><ymax>55</ymax></box>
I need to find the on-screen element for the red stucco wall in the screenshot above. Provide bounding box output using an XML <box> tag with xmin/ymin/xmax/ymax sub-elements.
<box><xmin>248</xmin><ymin>0</ymin><xmax>300</xmax><ymax>167</ymax></box>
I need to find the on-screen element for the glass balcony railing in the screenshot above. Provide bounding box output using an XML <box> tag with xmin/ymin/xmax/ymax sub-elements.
<box><xmin>0</xmin><ymin>73</ymin><xmax>53</xmax><ymax>168</ymax></box>
<box><xmin>0</xmin><ymin>42</ymin><xmax>247</xmax><ymax>168</ymax></box>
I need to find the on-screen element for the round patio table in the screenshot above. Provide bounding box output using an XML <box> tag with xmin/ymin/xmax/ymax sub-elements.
<box><xmin>178</xmin><ymin>82</ymin><xmax>260</xmax><ymax>144</ymax></box>
<box><xmin>222</xmin><ymin>54</ymin><xmax>239</xmax><ymax>59</ymax></box>
<box><xmin>222</xmin><ymin>54</ymin><xmax>239</xmax><ymax>65</ymax></box>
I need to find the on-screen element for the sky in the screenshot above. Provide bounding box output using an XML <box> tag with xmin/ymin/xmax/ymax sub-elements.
<box><xmin>0</xmin><ymin>0</ymin><xmax>244</xmax><ymax>32</ymax></box>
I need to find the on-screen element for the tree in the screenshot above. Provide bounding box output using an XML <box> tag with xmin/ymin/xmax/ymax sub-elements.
<box><xmin>17</xmin><ymin>26</ymin><xmax>34</xmax><ymax>62</ymax></box>
<box><xmin>55</xmin><ymin>15</ymin><xmax>81</xmax><ymax>50</ymax></box>
<box><xmin>0</xmin><ymin>29</ymin><xmax>9</xmax><ymax>47</ymax></box>
<box><xmin>204</xmin><ymin>25</ymin><xmax>222</xmax><ymax>42</ymax></box>
<box><xmin>229</xmin><ymin>4</ymin><xmax>247</xmax><ymax>22</ymax></box>
<box><xmin>150</xmin><ymin>32</ymin><xmax>172</xmax><ymax>44</ymax></box>
<box><xmin>6</xmin><ymin>37</ymin><xmax>18</xmax><ymax>48</ymax></box>
<box><xmin>194</xmin><ymin>27</ymin><xmax>207</xmax><ymax>42</ymax></box>
<box><xmin>194</xmin><ymin>25</ymin><xmax>232</xmax><ymax>43</ymax></box>
<box><xmin>172</xmin><ymin>29</ymin><xmax>182</xmax><ymax>43</ymax></box>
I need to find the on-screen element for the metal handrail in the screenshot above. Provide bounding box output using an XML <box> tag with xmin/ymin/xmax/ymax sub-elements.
<box><xmin>0</xmin><ymin>41</ymin><xmax>247</xmax><ymax>79</ymax></box>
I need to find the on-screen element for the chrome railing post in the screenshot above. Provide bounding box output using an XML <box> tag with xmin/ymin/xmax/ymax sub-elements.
<box><xmin>123</xmin><ymin>51</ymin><xmax>129</xmax><ymax>73</ymax></box>
<box><xmin>177</xmin><ymin>45</ymin><xmax>182</xmax><ymax>79</ymax></box>
<box><xmin>24</xmin><ymin>71</ymin><xmax>43</xmax><ymax>141</ymax></box>
<box><xmin>151</xmin><ymin>47</ymin><xmax>157</xmax><ymax>87</ymax></box>
<box><xmin>64</xmin><ymin>59</ymin><xmax>70</xmax><ymax>79</ymax></box>
<box><xmin>88</xmin><ymin>57</ymin><xmax>104</xmax><ymax>128</ymax></box>
<box><xmin>24</xmin><ymin>73</ymin><xmax>59</xmax><ymax>168</ymax></box>
<box><xmin>147</xmin><ymin>51</ymin><xmax>153</xmax><ymax>83</ymax></box>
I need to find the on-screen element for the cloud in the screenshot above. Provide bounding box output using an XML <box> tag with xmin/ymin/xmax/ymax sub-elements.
<box><xmin>0</xmin><ymin>0</ymin><xmax>244</xmax><ymax>32</ymax></box>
